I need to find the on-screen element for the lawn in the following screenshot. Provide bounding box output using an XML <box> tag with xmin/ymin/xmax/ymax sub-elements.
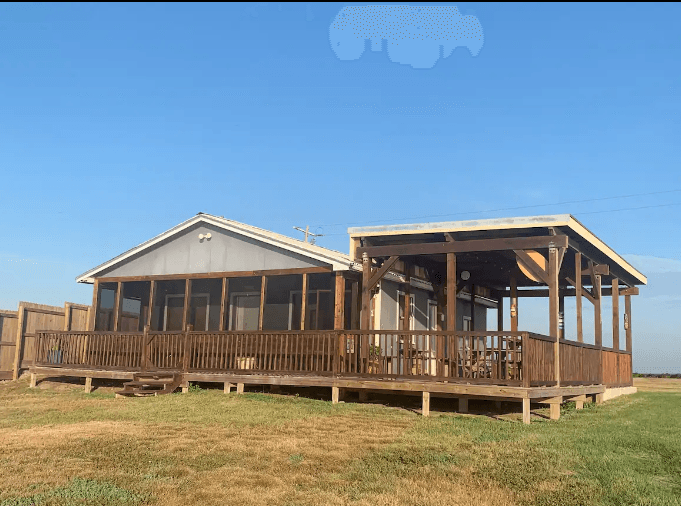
<box><xmin>0</xmin><ymin>377</ymin><xmax>679</xmax><ymax>506</ymax></box>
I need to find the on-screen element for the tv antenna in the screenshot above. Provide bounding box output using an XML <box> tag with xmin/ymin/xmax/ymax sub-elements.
<box><xmin>293</xmin><ymin>225</ymin><xmax>324</xmax><ymax>245</ymax></box>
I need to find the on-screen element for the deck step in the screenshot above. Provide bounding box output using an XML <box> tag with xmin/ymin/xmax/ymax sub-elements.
<box><xmin>116</xmin><ymin>373</ymin><xmax>183</xmax><ymax>397</ymax></box>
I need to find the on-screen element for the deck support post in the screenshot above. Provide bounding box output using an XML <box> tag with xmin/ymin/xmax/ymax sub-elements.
<box><xmin>522</xmin><ymin>398</ymin><xmax>531</xmax><ymax>424</ymax></box>
<box><xmin>334</xmin><ymin>272</ymin><xmax>345</xmax><ymax>330</ymax></box>
<box><xmin>113</xmin><ymin>281</ymin><xmax>122</xmax><ymax>331</ymax></box>
<box><xmin>236</xmin><ymin>383</ymin><xmax>244</xmax><ymax>394</ymax></box>
<box><xmin>573</xmin><ymin>394</ymin><xmax>587</xmax><ymax>410</ymax></box>
<box><xmin>89</xmin><ymin>279</ymin><xmax>99</xmax><ymax>331</ymax></box>
<box><xmin>147</xmin><ymin>281</ymin><xmax>156</xmax><ymax>329</ymax></box>
<box><xmin>593</xmin><ymin>270</ymin><xmax>603</xmax><ymax>384</ymax></box>
<box><xmin>84</xmin><ymin>377</ymin><xmax>93</xmax><ymax>393</ymax></box>
<box><xmin>422</xmin><ymin>391</ymin><xmax>430</xmax><ymax>417</ymax></box>
<box><xmin>361</xmin><ymin>253</ymin><xmax>371</xmax><ymax>331</ymax></box>
<box><xmin>575</xmin><ymin>253</ymin><xmax>583</xmax><ymax>342</ymax></box>
<box><xmin>446</xmin><ymin>253</ymin><xmax>457</xmax><ymax>331</ymax></box>
<box><xmin>625</xmin><ymin>294</ymin><xmax>632</xmax><ymax>352</ymax></box>
<box><xmin>594</xmin><ymin>392</ymin><xmax>604</xmax><ymax>404</ymax></box>
<box><xmin>612</xmin><ymin>279</ymin><xmax>620</xmax><ymax>350</ymax></box>
<box><xmin>548</xmin><ymin>397</ymin><xmax>562</xmax><ymax>420</ymax></box>
<box><xmin>182</xmin><ymin>279</ymin><xmax>191</xmax><ymax>332</ymax></box>
<box><xmin>332</xmin><ymin>386</ymin><xmax>340</xmax><ymax>404</ymax></box>
<box><xmin>458</xmin><ymin>397</ymin><xmax>468</xmax><ymax>413</ymax></box>
<box><xmin>301</xmin><ymin>273</ymin><xmax>308</xmax><ymax>330</ymax></box>
<box><xmin>224</xmin><ymin>382</ymin><xmax>234</xmax><ymax>394</ymax></box>
<box><xmin>181</xmin><ymin>382</ymin><xmax>189</xmax><ymax>393</ymax></box>
<box><xmin>258</xmin><ymin>276</ymin><xmax>266</xmax><ymax>331</ymax></box>
<box><xmin>548</xmin><ymin>246</ymin><xmax>561</xmax><ymax>386</ymax></box>
<box><xmin>29</xmin><ymin>373</ymin><xmax>37</xmax><ymax>388</ymax></box>
<box><xmin>219</xmin><ymin>278</ymin><xmax>228</xmax><ymax>331</ymax></box>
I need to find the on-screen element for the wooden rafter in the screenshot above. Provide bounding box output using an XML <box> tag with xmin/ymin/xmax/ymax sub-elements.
<box><xmin>356</xmin><ymin>235</ymin><xmax>568</xmax><ymax>258</ymax></box>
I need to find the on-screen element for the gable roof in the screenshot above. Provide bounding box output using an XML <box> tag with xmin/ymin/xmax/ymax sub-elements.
<box><xmin>349</xmin><ymin>214</ymin><xmax>647</xmax><ymax>286</ymax></box>
<box><xmin>76</xmin><ymin>213</ymin><xmax>355</xmax><ymax>283</ymax></box>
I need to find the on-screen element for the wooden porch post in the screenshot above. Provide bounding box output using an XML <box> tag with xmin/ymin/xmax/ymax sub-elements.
<box><xmin>146</xmin><ymin>280</ymin><xmax>156</xmax><ymax>330</ymax></box>
<box><xmin>548</xmin><ymin>246</ymin><xmax>560</xmax><ymax>386</ymax></box>
<box><xmin>612</xmin><ymin>279</ymin><xmax>620</xmax><ymax>350</ymax></box>
<box><xmin>64</xmin><ymin>302</ymin><xmax>72</xmax><ymax>331</ymax></box>
<box><xmin>558</xmin><ymin>295</ymin><xmax>565</xmax><ymax>340</ymax></box>
<box><xmin>301</xmin><ymin>273</ymin><xmax>308</xmax><ymax>330</ymax></box>
<box><xmin>258</xmin><ymin>275</ymin><xmax>266</xmax><ymax>331</ymax></box>
<box><xmin>446</xmin><ymin>253</ymin><xmax>457</xmax><ymax>331</ymax></box>
<box><xmin>219</xmin><ymin>278</ymin><xmax>228</xmax><ymax>331</ymax></box>
<box><xmin>594</xmin><ymin>274</ymin><xmax>602</xmax><ymax>347</ymax></box>
<box><xmin>575</xmin><ymin>252</ymin><xmax>583</xmax><ymax>342</ymax></box>
<box><xmin>182</xmin><ymin>279</ymin><xmax>191</xmax><ymax>331</ymax></box>
<box><xmin>350</xmin><ymin>279</ymin><xmax>359</xmax><ymax>330</ymax></box>
<box><xmin>403</xmin><ymin>263</ymin><xmax>411</xmax><ymax>330</ymax></box>
<box><xmin>510</xmin><ymin>275</ymin><xmax>518</xmax><ymax>333</ymax></box>
<box><xmin>593</xmin><ymin>272</ymin><xmax>603</xmax><ymax>384</ymax></box>
<box><xmin>113</xmin><ymin>281</ymin><xmax>122</xmax><ymax>331</ymax></box>
<box><xmin>361</xmin><ymin>253</ymin><xmax>371</xmax><ymax>330</ymax></box>
<box><xmin>625</xmin><ymin>294</ymin><xmax>632</xmax><ymax>352</ymax></box>
<box><xmin>497</xmin><ymin>295</ymin><xmax>503</xmax><ymax>332</ymax></box>
<box><xmin>469</xmin><ymin>284</ymin><xmax>476</xmax><ymax>331</ymax></box>
<box><xmin>89</xmin><ymin>279</ymin><xmax>99</xmax><ymax>331</ymax></box>
<box><xmin>334</xmin><ymin>272</ymin><xmax>345</xmax><ymax>330</ymax></box>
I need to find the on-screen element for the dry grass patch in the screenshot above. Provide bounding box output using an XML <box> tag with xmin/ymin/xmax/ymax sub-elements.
<box><xmin>633</xmin><ymin>377</ymin><xmax>681</xmax><ymax>392</ymax></box>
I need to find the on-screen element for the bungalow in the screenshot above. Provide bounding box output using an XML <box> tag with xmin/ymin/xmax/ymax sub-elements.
<box><xmin>29</xmin><ymin>213</ymin><xmax>645</xmax><ymax>423</ymax></box>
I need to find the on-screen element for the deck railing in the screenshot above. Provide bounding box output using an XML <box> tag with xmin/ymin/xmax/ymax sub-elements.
<box><xmin>33</xmin><ymin>329</ymin><xmax>633</xmax><ymax>387</ymax></box>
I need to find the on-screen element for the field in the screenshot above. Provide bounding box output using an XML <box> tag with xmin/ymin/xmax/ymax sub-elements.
<box><xmin>0</xmin><ymin>377</ymin><xmax>679</xmax><ymax>506</ymax></box>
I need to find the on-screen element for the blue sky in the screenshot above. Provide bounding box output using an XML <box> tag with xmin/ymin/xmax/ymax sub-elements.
<box><xmin>1</xmin><ymin>3</ymin><xmax>679</xmax><ymax>372</ymax></box>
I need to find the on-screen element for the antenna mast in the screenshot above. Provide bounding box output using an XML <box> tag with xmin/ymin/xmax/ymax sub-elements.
<box><xmin>293</xmin><ymin>225</ymin><xmax>324</xmax><ymax>245</ymax></box>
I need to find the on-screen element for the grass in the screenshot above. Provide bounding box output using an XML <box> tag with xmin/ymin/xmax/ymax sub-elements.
<box><xmin>0</xmin><ymin>377</ymin><xmax>679</xmax><ymax>506</ymax></box>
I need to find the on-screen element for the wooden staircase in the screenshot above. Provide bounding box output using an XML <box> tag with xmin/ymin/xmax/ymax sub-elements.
<box><xmin>116</xmin><ymin>372</ymin><xmax>183</xmax><ymax>397</ymax></box>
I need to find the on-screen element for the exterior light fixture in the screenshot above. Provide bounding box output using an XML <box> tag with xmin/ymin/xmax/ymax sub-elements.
<box><xmin>460</xmin><ymin>270</ymin><xmax>470</xmax><ymax>281</ymax></box>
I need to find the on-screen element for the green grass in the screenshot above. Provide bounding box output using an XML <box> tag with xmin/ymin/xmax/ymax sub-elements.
<box><xmin>0</xmin><ymin>377</ymin><xmax>679</xmax><ymax>506</ymax></box>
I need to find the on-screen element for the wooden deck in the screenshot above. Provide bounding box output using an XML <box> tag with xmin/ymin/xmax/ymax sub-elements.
<box><xmin>27</xmin><ymin>329</ymin><xmax>632</xmax><ymax>423</ymax></box>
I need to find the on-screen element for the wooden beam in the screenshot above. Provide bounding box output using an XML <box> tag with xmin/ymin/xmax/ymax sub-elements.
<box><xmin>12</xmin><ymin>303</ymin><xmax>26</xmax><ymax>380</ymax></box>
<box><xmin>301</xmin><ymin>273</ymin><xmax>308</xmax><ymax>330</ymax></box>
<box><xmin>446</xmin><ymin>253</ymin><xmax>457</xmax><ymax>331</ymax></box>
<box><xmin>367</xmin><ymin>255</ymin><xmax>399</xmax><ymax>291</ymax></box>
<box><xmin>625</xmin><ymin>294</ymin><xmax>632</xmax><ymax>352</ymax></box>
<box><xmin>497</xmin><ymin>286</ymin><xmax>628</xmax><ymax>299</ymax></box>
<box><xmin>64</xmin><ymin>302</ymin><xmax>72</xmax><ymax>331</ymax></box>
<box><xmin>361</xmin><ymin>253</ymin><xmax>371</xmax><ymax>330</ymax></box>
<box><xmin>620</xmin><ymin>286</ymin><xmax>639</xmax><ymax>296</ymax></box>
<box><xmin>582</xmin><ymin>264</ymin><xmax>610</xmax><ymax>277</ymax></box>
<box><xmin>182</xmin><ymin>279</ymin><xmax>191</xmax><ymax>331</ymax></box>
<box><xmin>356</xmin><ymin>235</ymin><xmax>569</xmax><ymax>259</ymax></box>
<box><xmin>96</xmin><ymin>266</ymin><xmax>332</xmax><ymax>284</ymax></box>
<box><xmin>219</xmin><ymin>278</ymin><xmax>228</xmax><ymax>331</ymax></box>
<box><xmin>113</xmin><ymin>282</ymin><xmax>122</xmax><ymax>331</ymax></box>
<box><xmin>89</xmin><ymin>279</ymin><xmax>99</xmax><ymax>331</ymax></box>
<box><xmin>334</xmin><ymin>272</ymin><xmax>345</xmax><ymax>330</ymax></box>
<box><xmin>575</xmin><ymin>253</ymin><xmax>583</xmax><ymax>342</ymax></box>
<box><xmin>258</xmin><ymin>275</ymin><xmax>266</xmax><ymax>331</ymax></box>
<box><xmin>514</xmin><ymin>250</ymin><xmax>549</xmax><ymax>285</ymax></box>
<box><xmin>612</xmin><ymin>278</ymin><xmax>620</xmax><ymax>351</ymax></box>
<box><xmin>548</xmin><ymin>247</ymin><xmax>560</xmax><ymax>386</ymax></box>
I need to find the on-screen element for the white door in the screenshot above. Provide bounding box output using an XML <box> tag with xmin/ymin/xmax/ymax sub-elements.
<box><xmin>230</xmin><ymin>293</ymin><xmax>260</xmax><ymax>331</ymax></box>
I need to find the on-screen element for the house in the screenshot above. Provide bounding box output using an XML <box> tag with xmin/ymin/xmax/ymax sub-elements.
<box><xmin>28</xmin><ymin>213</ymin><xmax>646</xmax><ymax>423</ymax></box>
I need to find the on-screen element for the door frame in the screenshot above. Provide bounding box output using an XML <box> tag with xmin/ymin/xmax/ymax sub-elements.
<box><xmin>228</xmin><ymin>291</ymin><xmax>260</xmax><ymax>331</ymax></box>
<box><xmin>164</xmin><ymin>293</ymin><xmax>210</xmax><ymax>331</ymax></box>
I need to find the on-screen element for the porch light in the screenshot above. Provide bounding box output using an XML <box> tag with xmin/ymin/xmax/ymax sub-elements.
<box><xmin>461</xmin><ymin>270</ymin><xmax>470</xmax><ymax>281</ymax></box>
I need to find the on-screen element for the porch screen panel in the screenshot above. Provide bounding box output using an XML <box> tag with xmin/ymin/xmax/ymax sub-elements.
<box><xmin>190</xmin><ymin>279</ymin><xmax>223</xmax><ymax>331</ymax></box>
<box><xmin>94</xmin><ymin>282</ymin><xmax>117</xmax><ymax>331</ymax></box>
<box><xmin>120</xmin><ymin>281</ymin><xmax>150</xmax><ymax>331</ymax></box>
<box><xmin>307</xmin><ymin>273</ymin><xmax>335</xmax><ymax>331</ymax></box>
<box><xmin>262</xmin><ymin>275</ymin><xmax>302</xmax><ymax>331</ymax></box>
<box><xmin>227</xmin><ymin>277</ymin><xmax>262</xmax><ymax>331</ymax></box>
<box><xmin>152</xmin><ymin>280</ymin><xmax>186</xmax><ymax>331</ymax></box>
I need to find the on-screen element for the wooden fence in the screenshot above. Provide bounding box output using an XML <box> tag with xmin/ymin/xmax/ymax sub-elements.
<box><xmin>0</xmin><ymin>301</ymin><xmax>91</xmax><ymax>380</ymax></box>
